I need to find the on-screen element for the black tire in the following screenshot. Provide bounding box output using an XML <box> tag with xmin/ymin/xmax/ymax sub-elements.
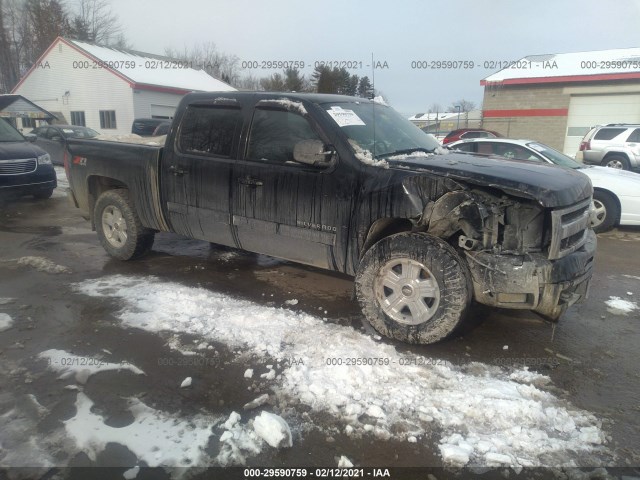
<box><xmin>355</xmin><ymin>232</ymin><xmax>473</xmax><ymax>344</ymax></box>
<box><xmin>33</xmin><ymin>189</ymin><xmax>53</xmax><ymax>199</ymax></box>
<box><xmin>591</xmin><ymin>190</ymin><xmax>619</xmax><ymax>233</ymax></box>
<box><xmin>601</xmin><ymin>155</ymin><xmax>630</xmax><ymax>170</ymax></box>
<box><xmin>94</xmin><ymin>189</ymin><xmax>155</xmax><ymax>260</ymax></box>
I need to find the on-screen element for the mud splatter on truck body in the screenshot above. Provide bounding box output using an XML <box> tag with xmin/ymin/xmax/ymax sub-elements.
<box><xmin>65</xmin><ymin>91</ymin><xmax>596</xmax><ymax>343</ymax></box>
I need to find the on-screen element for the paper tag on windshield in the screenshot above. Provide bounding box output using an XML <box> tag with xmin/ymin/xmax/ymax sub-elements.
<box><xmin>326</xmin><ymin>106</ymin><xmax>365</xmax><ymax>127</ymax></box>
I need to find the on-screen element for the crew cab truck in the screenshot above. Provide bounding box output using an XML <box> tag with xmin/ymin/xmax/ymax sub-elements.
<box><xmin>65</xmin><ymin>92</ymin><xmax>596</xmax><ymax>344</ymax></box>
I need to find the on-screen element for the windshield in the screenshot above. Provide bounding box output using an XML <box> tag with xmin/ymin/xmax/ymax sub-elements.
<box><xmin>0</xmin><ymin>119</ymin><xmax>26</xmax><ymax>142</ymax></box>
<box><xmin>526</xmin><ymin>142</ymin><xmax>582</xmax><ymax>169</ymax></box>
<box><xmin>323</xmin><ymin>102</ymin><xmax>441</xmax><ymax>159</ymax></box>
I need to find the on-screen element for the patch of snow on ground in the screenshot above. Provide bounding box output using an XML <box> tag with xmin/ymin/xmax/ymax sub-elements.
<box><xmin>0</xmin><ymin>313</ymin><xmax>13</xmax><ymax>332</ymax></box>
<box><xmin>253</xmin><ymin>411</ymin><xmax>292</xmax><ymax>448</ymax></box>
<box><xmin>123</xmin><ymin>466</ymin><xmax>140</xmax><ymax>479</ymax></box>
<box><xmin>65</xmin><ymin>392</ymin><xmax>217</xmax><ymax>468</ymax></box>
<box><xmin>217</xmin><ymin>411</ymin><xmax>263</xmax><ymax>466</ymax></box>
<box><xmin>0</xmin><ymin>393</ymin><xmax>57</xmax><ymax>470</ymax></box>
<box><xmin>54</xmin><ymin>166</ymin><xmax>68</xmax><ymax>189</ymax></box>
<box><xmin>605</xmin><ymin>296</ymin><xmax>638</xmax><ymax>314</ymax></box>
<box><xmin>39</xmin><ymin>349</ymin><xmax>145</xmax><ymax>384</ymax></box>
<box><xmin>74</xmin><ymin>275</ymin><xmax>610</xmax><ymax>467</ymax></box>
<box><xmin>17</xmin><ymin>256</ymin><xmax>70</xmax><ymax>274</ymax></box>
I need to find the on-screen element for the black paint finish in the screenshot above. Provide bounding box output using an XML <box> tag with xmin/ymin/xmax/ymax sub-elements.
<box><xmin>66</xmin><ymin>92</ymin><xmax>594</xmax><ymax>319</ymax></box>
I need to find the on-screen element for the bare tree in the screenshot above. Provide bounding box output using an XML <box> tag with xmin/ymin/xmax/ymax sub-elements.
<box><xmin>428</xmin><ymin>103</ymin><xmax>442</xmax><ymax>113</ymax></box>
<box><xmin>70</xmin><ymin>0</ymin><xmax>123</xmax><ymax>45</ymax></box>
<box><xmin>448</xmin><ymin>99</ymin><xmax>476</xmax><ymax>113</ymax></box>
<box><xmin>165</xmin><ymin>42</ymin><xmax>241</xmax><ymax>86</ymax></box>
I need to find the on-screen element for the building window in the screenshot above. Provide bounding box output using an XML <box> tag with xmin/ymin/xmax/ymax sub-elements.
<box><xmin>21</xmin><ymin>117</ymin><xmax>36</xmax><ymax>128</ymax></box>
<box><xmin>99</xmin><ymin>110</ymin><xmax>117</xmax><ymax>129</ymax></box>
<box><xmin>70</xmin><ymin>111</ymin><xmax>86</xmax><ymax>126</ymax></box>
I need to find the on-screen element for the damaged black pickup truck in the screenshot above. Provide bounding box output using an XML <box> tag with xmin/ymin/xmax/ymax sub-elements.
<box><xmin>65</xmin><ymin>92</ymin><xmax>596</xmax><ymax>344</ymax></box>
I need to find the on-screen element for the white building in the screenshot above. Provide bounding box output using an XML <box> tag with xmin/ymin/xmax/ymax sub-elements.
<box><xmin>11</xmin><ymin>37</ymin><xmax>236</xmax><ymax>134</ymax></box>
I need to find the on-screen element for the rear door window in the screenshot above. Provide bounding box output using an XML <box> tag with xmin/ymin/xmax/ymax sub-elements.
<box><xmin>178</xmin><ymin>106</ymin><xmax>242</xmax><ymax>158</ymax></box>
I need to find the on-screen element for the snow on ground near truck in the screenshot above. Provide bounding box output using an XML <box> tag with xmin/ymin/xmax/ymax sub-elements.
<box><xmin>65</xmin><ymin>392</ymin><xmax>218</xmax><ymax>468</ymax></box>
<box><xmin>39</xmin><ymin>349</ymin><xmax>146</xmax><ymax>384</ymax></box>
<box><xmin>0</xmin><ymin>313</ymin><xmax>13</xmax><ymax>332</ymax></box>
<box><xmin>605</xmin><ymin>296</ymin><xmax>638</xmax><ymax>315</ymax></box>
<box><xmin>74</xmin><ymin>275</ymin><xmax>611</xmax><ymax>468</ymax></box>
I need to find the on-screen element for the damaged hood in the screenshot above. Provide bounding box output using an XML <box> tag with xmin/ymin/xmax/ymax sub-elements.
<box><xmin>390</xmin><ymin>152</ymin><xmax>593</xmax><ymax>208</ymax></box>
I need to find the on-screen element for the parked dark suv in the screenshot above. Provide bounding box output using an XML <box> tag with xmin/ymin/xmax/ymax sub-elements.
<box><xmin>0</xmin><ymin>119</ymin><xmax>56</xmax><ymax>199</ymax></box>
<box><xmin>131</xmin><ymin>118</ymin><xmax>169</xmax><ymax>137</ymax></box>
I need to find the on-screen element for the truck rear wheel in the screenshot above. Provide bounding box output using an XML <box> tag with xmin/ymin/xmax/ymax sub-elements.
<box><xmin>94</xmin><ymin>189</ymin><xmax>154</xmax><ymax>260</ymax></box>
<box><xmin>355</xmin><ymin>232</ymin><xmax>472</xmax><ymax>344</ymax></box>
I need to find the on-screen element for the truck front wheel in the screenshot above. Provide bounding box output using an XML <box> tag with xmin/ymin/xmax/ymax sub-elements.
<box><xmin>94</xmin><ymin>189</ymin><xmax>155</xmax><ymax>260</ymax></box>
<box><xmin>355</xmin><ymin>232</ymin><xmax>473</xmax><ymax>344</ymax></box>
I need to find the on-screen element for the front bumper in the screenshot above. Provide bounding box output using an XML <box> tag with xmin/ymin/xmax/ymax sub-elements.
<box><xmin>466</xmin><ymin>229</ymin><xmax>596</xmax><ymax>320</ymax></box>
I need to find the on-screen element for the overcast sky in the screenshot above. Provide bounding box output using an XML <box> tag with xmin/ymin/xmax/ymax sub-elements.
<box><xmin>109</xmin><ymin>0</ymin><xmax>640</xmax><ymax>115</ymax></box>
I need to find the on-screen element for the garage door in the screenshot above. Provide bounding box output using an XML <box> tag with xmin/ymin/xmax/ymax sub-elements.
<box><xmin>563</xmin><ymin>94</ymin><xmax>640</xmax><ymax>155</ymax></box>
<box><xmin>150</xmin><ymin>104</ymin><xmax>177</xmax><ymax>119</ymax></box>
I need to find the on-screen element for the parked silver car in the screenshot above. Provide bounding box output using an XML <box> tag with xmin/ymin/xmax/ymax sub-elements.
<box><xmin>576</xmin><ymin>124</ymin><xmax>640</xmax><ymax>170</ymax></box>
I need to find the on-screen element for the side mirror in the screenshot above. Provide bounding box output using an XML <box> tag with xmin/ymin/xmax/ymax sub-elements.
<box><xmin>24</xmin><ymin>133</ymin><xmax>37</xmax><ymax>143</ymax></box>
<box><xmin>293</xmin><ymin>139</ymin><xmax>333</xmax><ymax>166</ymax></box>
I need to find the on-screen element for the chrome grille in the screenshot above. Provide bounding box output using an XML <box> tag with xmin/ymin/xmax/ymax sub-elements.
<box><xmin>548</xmin><ymin>198</ymin><xmax>591</xmax><ymax>260</ymax></box>
<box><xmin>0</xmin><ymin>158</ymin><xmax>37</xmax><ymax>175</ymax></box>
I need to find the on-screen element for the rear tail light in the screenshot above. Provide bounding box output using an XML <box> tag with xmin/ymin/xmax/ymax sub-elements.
<box><xmin>579</xmin><ymin>140</ymin><xmax>590</xmax><ymax>151</ymax></box>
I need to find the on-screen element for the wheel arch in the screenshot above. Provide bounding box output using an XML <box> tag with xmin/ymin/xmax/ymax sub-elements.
<box><xmin>593</xmin><ymin>187</ymin><xmax>621</xmax><ymax>223</ymax></box>
<box><xmin>361</xmin><ymin>217</ymin><xmax>415</xmax><ymax>258</ymax></box>
<box><xmin>87</xmin><ymin>175</ymin><xmax>129</xmax><ymax>229</ymax></box>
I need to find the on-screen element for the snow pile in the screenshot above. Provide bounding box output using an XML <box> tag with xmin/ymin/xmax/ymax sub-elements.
<box><xmin>348</xmin><ymin>140</ymin><xmax>389</xmax><ymax>169</ymax></box>
<box><xmin>605</xmin><ymin>296</ymin><xmax>638</xmax><ymax>315</ymax></box>
<box><xmin>217</xmin><ymin>411</ymin><xmax>263</xmax><ymax>466</ymax></box>
<box><xmin>256</xmin><ymin>99</ymin><xmax>307</xmax><ymax>115</ymax></box>
<box><xmin>74</xmin><ymin>275</ymin><xmax>610</xmax><ymax>467</ymax></box>
<box><xmin>95</xmin><ymin>134</ymin><xmax>167</xmax><ymax>146</ymax></box>
<box><xmin>39</xmin><ymin>349</ymin><xmax>145</xmax><ymax>384</ymax></box>
<box><xmin>0</xmin><ymin>313</ymin><xmax>13</xmax><ymax>332</ymax></box>
<box><xmin>65</xmin><ymin>392</ymin><xmax>216</xmax><ymax>467</ymax></box>
<box><xmin>17</xmin><ymin>256</ymin><xmax>70</xmax><ymax>274</ymax></box>
<box><xmin>372</xmin><ymin>96</ymin><xmax>388</xmax><ymax>106</ymax></box>
<box><xmin>253</xmin><ymin>411</ymin><xmax>292</xmax><ymax>448</ymax></box>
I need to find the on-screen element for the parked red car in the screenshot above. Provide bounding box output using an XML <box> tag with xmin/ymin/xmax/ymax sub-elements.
<box><xmin>442</xmin><ymin>128</ymin><xmax>503</xmax><ymax>145</ymax></box>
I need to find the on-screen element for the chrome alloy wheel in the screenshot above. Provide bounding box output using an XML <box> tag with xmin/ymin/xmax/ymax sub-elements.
<box><xmin>591</xmin><ymin>199</ymin><xmax>607</xmax><ymax>229</ymax></box>
<box><xmin>101</xmin><ymin>205</ymin><xmax>128</xmax><ymax>248</ymax></box>
<box><xmin>374</xmin><ymin>258</ymin><xmax>440</xmax><ymax>325</ymax></box>
<box><xmin>605</xmin><ymin>158</ymin><xmax>624</xmax><ymax>169</ymax></box>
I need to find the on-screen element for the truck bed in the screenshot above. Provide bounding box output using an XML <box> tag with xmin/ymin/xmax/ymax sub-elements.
<box><xmin>66</xmin><ymin>138</ymin><xmax>168</xmax><ymax>232</ymax></box>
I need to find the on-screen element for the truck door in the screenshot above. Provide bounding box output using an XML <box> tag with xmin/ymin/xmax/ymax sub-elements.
<box><xmin>160</xmin><ymin>100</ymin><xmax>243</xmax><ymax>246</ymax></box>
<box><xmin>232</xmin><ymin>103</ymin><xmax>342</xmax><ymax>270</ymax></box>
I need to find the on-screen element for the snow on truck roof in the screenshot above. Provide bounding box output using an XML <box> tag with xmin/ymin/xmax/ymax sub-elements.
<box><xmin>482</xmin><ymin>47</ymin><xmax>640</xmax><ymax>85</ymax></box>
<box><xmin>67</xmin><ymin>39</ymin><xmax>236</xmax><ymax>93</ymax></box>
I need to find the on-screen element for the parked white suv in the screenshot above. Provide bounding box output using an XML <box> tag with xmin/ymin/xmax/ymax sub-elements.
<box><xmin>577</xmin><ymin>124</ymin><xmax>640</xmax><ymax>170</ymax></box>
